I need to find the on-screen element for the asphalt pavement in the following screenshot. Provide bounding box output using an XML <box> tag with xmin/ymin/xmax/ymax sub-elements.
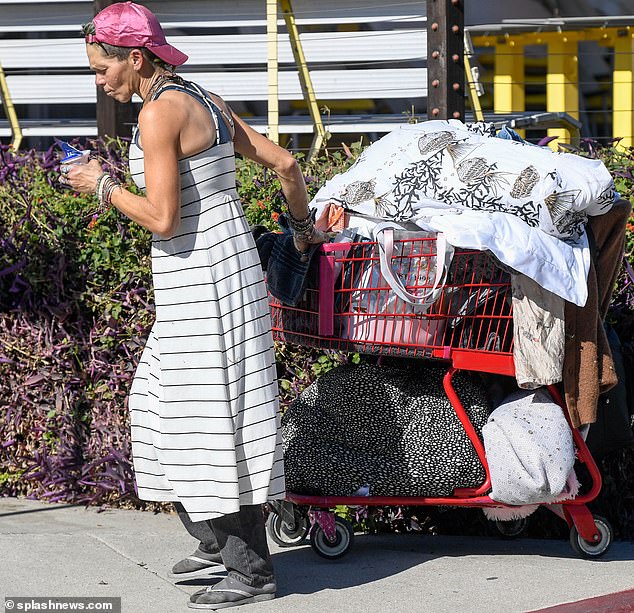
<box><xmin>1</xmin><ymin>497</ymin><xmax>634</xmax><ymax>613</ymax></box>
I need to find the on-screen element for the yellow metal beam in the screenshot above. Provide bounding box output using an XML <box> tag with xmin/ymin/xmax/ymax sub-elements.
<box><xmin>613</xmin><ymin>29</ymin><xmax>634</xmax><ymax>150</ymax></box>
<box><xmin>494</xmin><ymin>39</ymin><xmax>525</xmax><ymax>112</ymax></box>
<box><xmin>494</xmin><ymin>37</ymin><xmax>525</xmax><ymax>136</ymax></box>
<box><xmin>0</xmin><ymin>61</ymin><xmax>22</xmax><ymax>150</ymax></box>
<box><xmin>546</xmin><ymin>37</ymin><xmax>579</xmax><ymax>147</ymax></box>
<box><xmin>474</xmin><ymin>29</ymin><xmax>604</xmax><ymax>48</ymax></box>
<box><xmin>266</xmin><ymin>0</ymin><xmax>279</xmax><ymax>145</ymax></box>
<box><xmin>279</xmin><ymin>0</ymin><xmax>327</xmax><ymax>160</ymax></box>
<box><xmin>464</xmin><ymin>31</ymin><xmax>484</xmax><ymax>122</ymax></box>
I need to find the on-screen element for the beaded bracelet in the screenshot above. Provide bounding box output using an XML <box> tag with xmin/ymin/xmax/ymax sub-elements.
<box><xmin>94</xmin><ymin>172</ymin><xmax>121</xmax><ymax>214</ymax></box>
<box><xmin>292</xmin><ymin>224</ymin><xmax>316</xmax><ymax>242</ymax></box>
<box><xmin>287</xmin><ymin>209</ymin><xmax>312</xmax><ymax>226</ymax></box>
<box><xmin>286</xmin><ymin>209</ymin><xmax>315</xmax><ymax>242</ymax></box>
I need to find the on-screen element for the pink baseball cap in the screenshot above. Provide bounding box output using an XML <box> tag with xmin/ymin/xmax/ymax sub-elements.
<box><xmin>86</xmin><ymin>1</ymin><xmax>188</xmax><ymax>67</ymax></box>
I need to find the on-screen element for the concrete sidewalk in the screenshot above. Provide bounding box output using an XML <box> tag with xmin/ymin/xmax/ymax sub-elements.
<box><xmin>1</xmin><ymin>497</ymin><xmax>634</xmax><ymax>613</ymax></box>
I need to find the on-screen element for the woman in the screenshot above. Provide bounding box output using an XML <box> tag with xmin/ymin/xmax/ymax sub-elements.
<box><xmin>62</xmin><ymin>2</ymin><xmax>327</xmax><ymax>609</ymax></box>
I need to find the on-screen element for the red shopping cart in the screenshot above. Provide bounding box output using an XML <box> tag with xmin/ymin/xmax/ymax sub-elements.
<box><xmin>267</xmin><ymin>236</ymin><xmax>612</xmax><ymax>560</ymax></box>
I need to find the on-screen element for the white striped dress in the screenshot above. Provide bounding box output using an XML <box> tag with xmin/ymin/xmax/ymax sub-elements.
<box><xmin>127</xmin><ymin>80</ymin><xmax>285</xmax><ymax>522</ymax></box>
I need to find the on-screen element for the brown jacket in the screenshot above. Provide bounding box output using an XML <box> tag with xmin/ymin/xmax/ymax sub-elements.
<box><xmin>563</xmin><ymin>199</ymin><xmax>632</xmax><ymax>427</ymax></box>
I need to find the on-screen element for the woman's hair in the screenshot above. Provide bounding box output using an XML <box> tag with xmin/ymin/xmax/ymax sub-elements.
<box><xmin>81</xmin><ymin>21</ymin><xmax>173</xmax><ymax>69</ymax></box>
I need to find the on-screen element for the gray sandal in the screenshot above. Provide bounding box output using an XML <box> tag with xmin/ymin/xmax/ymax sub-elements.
<box><xmin>172</xmin><ymin>550</ymin><xmax>225</xmax><ymax>579</ymax></box>
<box><xmin>188</xmin><ymin>576</ymin><xmax>276</xmax><ymax>610</ymax></box>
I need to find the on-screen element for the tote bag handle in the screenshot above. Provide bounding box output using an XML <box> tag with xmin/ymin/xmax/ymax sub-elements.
<box><xmin>373</xmin><ymin>222</ymin><xmax>453</xmax><ymax>308</ymax></box>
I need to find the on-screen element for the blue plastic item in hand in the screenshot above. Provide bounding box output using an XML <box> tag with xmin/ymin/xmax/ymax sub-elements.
<box><xmin>58</xmin><ymin>140</ymin><xmax>90</xmax><ymax>164</ymax></box>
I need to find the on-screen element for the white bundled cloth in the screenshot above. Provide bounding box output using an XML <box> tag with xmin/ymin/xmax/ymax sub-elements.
<box><xmin>412</xmin><ymin>206</ymin><xmax>591</xmax><ymax>307</ymax></box>
<box><xmin>310</xmin><ymin>120</ymin><xmax>616</xmax><ymax>306</ymax></box>
<box><xmin>482</xmin><ymin>388</ymin><xmax>577</xmax><ymax>514</ymax></box>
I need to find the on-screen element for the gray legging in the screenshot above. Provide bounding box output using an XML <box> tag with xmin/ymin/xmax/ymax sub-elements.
<box><xmin>174</xmin><ymin>502</ymin><xmax>274</xmax><ymax>588</ymax></box>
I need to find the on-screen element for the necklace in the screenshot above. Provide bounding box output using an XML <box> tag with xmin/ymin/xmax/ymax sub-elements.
<box><xmin>142</xmin><ymin>72</ymin><xmax>185</xmax><ymax>106</ymax></box>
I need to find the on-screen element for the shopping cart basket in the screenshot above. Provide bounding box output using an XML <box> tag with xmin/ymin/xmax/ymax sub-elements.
<box><xmin>267</xmin><ymin>237</ymin><xmax>612</xmax><ymax>560</ymax></box>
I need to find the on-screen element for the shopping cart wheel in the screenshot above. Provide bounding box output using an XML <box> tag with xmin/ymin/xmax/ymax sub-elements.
<box><xmin>569</xmin><ymin>515</ymin><xmax>613</xmax><ymax>559</ymax></box>
<box><xmin>309</xmin><ymin>516</ymin><xmax>354</xmax><ymax>560</ymax></box>
<box><xmin>494</xmin><ymin>517</ymin><xmax>528</xmax><ymax>539</ymax></box>
<box><xmin>266</xmin><ymin>511</ymin><xmax>310</xmax><ymax>547</ymax></box>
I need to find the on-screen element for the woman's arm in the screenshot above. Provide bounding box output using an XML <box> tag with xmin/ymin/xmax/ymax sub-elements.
<box><xmin>63</xmin><ymin>98</ymin><xmax>183</xmax><ymax>239</ymax></box>
<box><xmin>231</xmin><ymin>111</ymin><xmax>328</xmax><ymax>248</ymax></box>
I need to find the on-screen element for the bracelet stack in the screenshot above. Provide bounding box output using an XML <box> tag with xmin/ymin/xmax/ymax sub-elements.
<box><xmin>95</xmin><ymin>172</ymin><xmax>121</xmax><ymax>214</ymax></box>
<box><xmin>287</xmin><ymin>209</ymin><xmax>315</xmax><ymax>242</ymax></box>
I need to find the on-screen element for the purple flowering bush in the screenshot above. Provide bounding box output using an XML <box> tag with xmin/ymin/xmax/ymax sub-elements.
<box><xmin>0</xmin><ymin>138</ymin><xmax>154</xmax><ymax>506</ymax></box>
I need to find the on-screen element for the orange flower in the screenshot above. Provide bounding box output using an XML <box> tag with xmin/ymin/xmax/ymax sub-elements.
<box><xmin>271</xmin><ymin>211</ymin><xmax>279</xmax><ymax>222</ymax></box>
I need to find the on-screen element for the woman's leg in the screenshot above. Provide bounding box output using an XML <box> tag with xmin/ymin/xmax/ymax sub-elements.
<box><xmin>172</xmin><ymin>502</ymin><xmax>224</xmax><ymax>576</ymax></box>
<box><xmin>187</xmin><ymin>505</ymin><xmax>276</xmax><ymax>609</ymax></box>
<box><xmin>208</xmin><ymin>504</ymin><xmax>275</xmax><ymax>587</ymax></box>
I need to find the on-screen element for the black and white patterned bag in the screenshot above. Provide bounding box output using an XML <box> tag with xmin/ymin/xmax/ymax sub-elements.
<box><xmin>282</xmin><ymin>362</ymin><xmax>491</xmax><ymax>497</ymax></box>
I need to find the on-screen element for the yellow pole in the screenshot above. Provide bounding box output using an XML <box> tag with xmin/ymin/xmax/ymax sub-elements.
<box><xmin>464</xmin><ymin>31</ymin><xmax>484</xmax><ymax>122</ymax></box>
<box><xmin>279</xmin><ymin>0</ymin><xmax>326</xmax><ymax>160</ymax></box>
<box><xmin>0</xmin><ymin>61</ymin><xmax>23</xmax><ymax>150</ymax></box>
<box><xmin>613</xmin><ymin>29</ymin><xmax>634</xmax><ymax>150</ymax></box>
<box><xmin>546</xmin><ymin>36</ymin><xmax>579</xmax><ymax>147</ymax></box>
<box><xmin>494</xmin><ymin>37</ymin><xmax>525</xmax><ymax>137</ymax></box>
<box><xmin>266</xmin><ymin>0</ymin><xmax>280</xmax><ymax>144</ymax></box>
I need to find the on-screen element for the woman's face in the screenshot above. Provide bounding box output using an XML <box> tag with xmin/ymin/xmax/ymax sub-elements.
<box><xmin>86</xmin><ymin>44</ymin><xmax>136</xmax><ymax>103</ymax></box>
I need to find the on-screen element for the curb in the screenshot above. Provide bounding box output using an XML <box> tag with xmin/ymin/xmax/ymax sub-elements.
<box><xmin>529</xmin><ymin>588</ymin><xmax>634</xmax><ymax>612</ymax></box>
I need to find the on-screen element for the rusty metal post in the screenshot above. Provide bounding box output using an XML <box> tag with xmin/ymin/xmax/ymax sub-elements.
<box><xmin>426</xmin><ymin>0</ymin><xmax>465</xmax><ymax>121</ymax></box>
<box><xmin>93</xmin><ymin>0</ymin><xmax>135</xmax><ymax>139</ymax></box>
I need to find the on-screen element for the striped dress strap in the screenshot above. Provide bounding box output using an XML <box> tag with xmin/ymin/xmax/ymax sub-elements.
<box><xmin>152</xmin><ymin>80</ymin><xmax>234</xmax><ymax>146</ymax></box>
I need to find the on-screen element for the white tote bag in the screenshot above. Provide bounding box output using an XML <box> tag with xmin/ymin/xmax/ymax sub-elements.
<box><xmin>340</xmin><ymin>223</ymin><xmax>453</xmax><ymax>346</ymax></box>
<box><xmin>372</xmin><ymin>222</ymin><xmax>454</xmax><ymax>310</ymax></box>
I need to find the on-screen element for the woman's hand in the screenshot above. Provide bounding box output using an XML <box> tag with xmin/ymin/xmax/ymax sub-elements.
<box><xmin>59</xmin><ymin>159</ymin><xmax>104</xmax><ymax>194</ymax></box>
<box><xmin>293</xmin><ymin>226</ymin><xmax>331</xmax><ymax>254</ymax></box>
